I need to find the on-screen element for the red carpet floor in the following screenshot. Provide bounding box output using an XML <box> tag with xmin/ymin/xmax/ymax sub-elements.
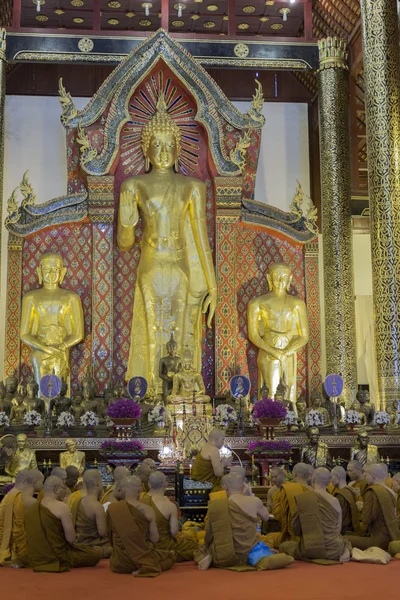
<box><xmin>1</xmin><ymin>559</ymin><xmax>399</xmax><ymax>600</ymax></box>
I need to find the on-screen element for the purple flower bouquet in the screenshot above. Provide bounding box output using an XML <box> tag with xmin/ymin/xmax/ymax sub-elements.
<box><xmin>247</xmin><ymin>440</ymin><xmax>292</xmax><ymax>456</ymax></box>
<box><xmin>252</xmin><ymin>398</ymin><xmax>287</xmax><ymax>420</ymax></box>
<box><xmin>106</xmin><ymin>399</ymin><xmax>142</xmax><ymax>419</ymax></box>
<box><xmin>100</xmin><ymin>439</ymin><xmax>146</xmax><ymax>455</ymax></box>
<box><xmin>2</xmin><ymin>482</ymin><xmax>15</xmax><ymax>495</ymax></box>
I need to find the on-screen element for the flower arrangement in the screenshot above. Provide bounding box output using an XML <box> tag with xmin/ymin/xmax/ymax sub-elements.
<box><xmin>24</xmin><ymin>410</ymin><xmax>42</xmax><ymax>427</ymax></box>
<box><xmin>305</xmin><ymin>410</ymin><xmax>324</xmax><ymax>427</ymax></box>
<box><xmin>216</xmin><ymin>404</ymin><xmax>237</xmax><ymax>424</ymax></box>
<box><xmin>374</xmin><ymin>411</ymin><xmax>390</xmax><ymax>426</ymax></box>
<box><xmin>106</xmin><ymin>399</ymin><xmax>141</xmax><ymax>420</ymax></box>
<box><xmin>148</xmin><ymin>405</ymin><xmax>170</xmax><ymax>425</ymax></box>
<box><xmin>2</xmin><ymin>483</ymin><xmax>15</xmax><ymax>495</ymax></box>
<box><xmin>0</xmin><ymin>413</ymin><xmax>10</xmax><ymax>428</ymax></box>
<box><xmin>344</xmin><ymin>410</ymin><xmax>361</xmax><ymax>425</ymax></box>
<box><xmin>282</xmin><ymin>411</ymin><xmax>298</xmax><ymax>426</ymax></box>
<box><xmin>100</xmin><ymin>439</ymin><xmax>146</xmax><ymax>455</ymax></box>
<box><xmin>56</xmin><ymin>411</ymin><xmax>75</xmax><ymax>429</ymax></box>
<box><xmin>80</xmin><ymin>411</ymin><xmax>99</xmax><ymax>427</ymax></box>
<box><xmin>247</xmin><ymin>440</ymin><xmax>292</xmax><ymax>456</ymax></box>
<box><xmin>252</xmin><ymin>398</ymin><xmax>287</xmax><ymax>420</ymax></box>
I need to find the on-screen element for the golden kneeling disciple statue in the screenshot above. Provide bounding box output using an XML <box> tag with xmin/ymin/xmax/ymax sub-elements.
<box><xmin>59</xmin><ymin>438</ymin><xmax>85</xmax><ymax>478</ymax></box>
<box><xmin>20</xmin><ymin>252</ymin><xmax>84</xmax><ymax>385</ymax></box>
<box><xmin>117</xmin><ymin>94</ymin><xmax>217</xmax><ymax>389</ymax></box>
<box><xmin>5</xmin><ymin>433</ymin><xmax>38</xmax><ymax>480</ymax></box>
<box><xmin>248</xmin><ymin>262</ymin><xmax>309</xmax><ymax>405</ymax></box>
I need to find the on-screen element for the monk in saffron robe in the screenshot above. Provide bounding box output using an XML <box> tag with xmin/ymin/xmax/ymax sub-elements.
<box><xmin>392</xmin><ymin>473</ymin><xmax>400</xmax><ymax>523</ymax></box>
<box><xmin>71</xmin><ymin>470</ymin><xmax>111</xmax><ymax>556</ymax></box>
<box><xmin>37</xmin><ymin>467</ymin><xmax>67</xmax><ymax>503</ymax></box>
<box><xmin>265</xmin><ymin>462</ymin><xmax>312</xmax><ymax>548</ymax></box>
<box><xmin>65</xmin><ymin>466</ymin><xmax>80</xmax><ymax>494</ymax></box>
<box><xmin>347</xmin><ymin>460</ymin><xmax>369</xmax><ymax>500</ymax></box>
<box><xmin>0</xmin><ymin>469</ymin><xmax>44</xmax><ymax>567</ymax></box>
<box><xmin>25</xmin><ymin>476</ymin><xmax>104</xmax><ymax>572</ymax></box>
<box><xmin>196</xmin><ymin>473</ymin><xmax>294</xmax><ymax>572</ymax></box>
<box><xmin>346</xmin><ymin>463</ymin><xmax>400</xmax><ymax>551</ymax></box>
<box><xmin>331</xmin><ymin>466</ymin><xmax>361</xmax><ymax>535</ymax></box>
<box><xmin>100</xmin><ymin>466</ymin><xmax>130</xmax><ymax>505</ymax></box>
<box><xmin>136</xmin><ymin>463</ymin><xmax>152</xmax><ymax>494</ymax></box>
<box><xmin>280</xmin><ymin>468</ymin><xmax>351</xmax><ymax>563</ymax></box>
<box><xmin>107</xmin><ymin>475</ymin><xmax>175</xmax><ymax>576</ymax></box>
<box><xmin>191</xmin><ymin>429</ymin><xmax>232</xmax><ymax>492</ymax></box>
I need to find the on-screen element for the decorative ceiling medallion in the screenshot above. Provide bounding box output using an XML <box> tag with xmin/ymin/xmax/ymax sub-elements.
<box><xmin>207</xmin><ymin>4</ymin><xmax>219</xmax><ymax>11</ymax></box>
<box><xmin>173</xmin><ymin>2</ymin><xmax>186</xmax><ymax>9</ymax></box>
<box><xmin>78</xmin><ymin>37</ymin><xmax>94</xmax><ymax>52</ymax></box>
<box><xmin>108</xmin><ymin>1</ymin><xmax>121</xmax><ymax>7</ymax></box>
<box><xmin>237</xmin><ymin>22</ymin><xmax>249</xmax><ymax>29</ymax></box>
<box><xmin>222</xmin><ymin>15</ymin><xmax>228</xmax><ymax>20</ymax></box>
<box><xmin>139</xmin><ymin>19</ymin><xmax>152</xmax><ymax>25</ymax></box>
<box><xmin>71</xmin><ymin>0</ymin><xmax>84</xmax><ymax>6</ymax></box>
<box><xmin>54</xmin><ymin>8</ymin><xmax>65</xmax><ymax>14</ymax></box>
<box><xmin>107</xmin><ymin>18</ymin><xmax>119</xmax><ymax>24</ymax></box>
<box><xmin>36</xmin><ymin>14</ymin><xmax>48</xmax><ymax>21</ymax></box>
<box><xmin>191</xmin><ymin>14</ymin><xmax>200</xmax><ymax>19</ymax></box>
<box><xmin>279</xmin><ymin>7</ymin><xmax>290</xmax><ymax>14</ymax></box>
<box><xmin>73</xmin><ymin>17</ymin><xmax>84</xmax><ymax>23</ymax></box>
<box><xmin>219</xmin><ymin>32</ymin><xmax>225</xmax><ymax>35</ymax></box>
<box><xmin>265</xmin><ymin>0</ymin><xmax>274</xmax><ymax>4</ymax></box>
<box><xmin>203</xmin><ymin>20</ymin><xmax>215</xmax><ymax>28</ymax></box>
<box><xmin>234</xmin><ymin>43</ymin><xmax>249</xmax><ymax>58</ymax></box>
<box><xmin>32</xmin><ymin>0</ymin><xmax>46</xmax><ymax>6</ymax></box>
<box><xmin>271</xmin><ymin>22</ymin><xmax>283</xmax><ymax>29</ymax></box>
<box><xmin>172</xmin><ymin>20</ymin><xmax>184</xmax><ymax>26</ymax></box>
<box><xmin>243</xmin><ymin>5</ymin><xmax>255</xmax><ymax>13</ymax></box>
<box><xmin>125</xmin><ymin>11</ymin><xmax>135</xmax><ymax>17</ymax></box>
<box><xmin>259</xmin><ymin>16</ymin><xmax>269</xmax><ymax>22</ymax></box>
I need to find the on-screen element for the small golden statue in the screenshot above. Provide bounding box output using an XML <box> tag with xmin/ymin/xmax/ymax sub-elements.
<box><xmin>350</xmin><ymin>431</ymin><xmax>380</xmax><ymax>466</ymax></box>
<box><xmin>70</xmin><ymin>393</ymin><xmax>85</xmax><ymax>421</ymax></box>
<box><xmin>305</xmin><ymin>392</ymin><xmax>331</xmax><ymax>427</ymax></box>
<box><xmin>300</xmin><ymin>427</ymin><xmax>331</xmax><ymax>468</ymax></box>
<box><xmin>20</xmin><ymin>252</ymin><xmax>84</xmax><ymax>384</ymax></box>
<box><xmin>117</xmin><ymin>94</ymin><xmax>217</xmax><ymax>389</ymax></box>
<box><xmin>159</xmin><ymin>333</ymin><xmax>182</xmax><ymax>405</ymax></box>
<box><xmin>5</xmin><ymin>433</ymin><xmax>37</xmax><ymax>479</ymax></box>
<box><xmin>168</xmin><ymin>348</ymin><xmax>210</xmax><ymax>405</ymax></box>
<box><xmin>10</xmin><ymin>395</ymin><xmax>27</xmax><ymax>425</ymax></box>
<box><xmin>50</xmin><ymin>379</ymin><xmax>72</xmax><ymax>418</ymax></box>
<box><xmin>4</xmin><ymin>375</ymin><xmax>18</xmax><ymax>405</ymax></box>
<box><xmin>248</xmin><ymin>262</ymin><xmax>309</xmax><ymax>404</ymax></box>
<box><xmin>59</xmin><ymin>438</ymin><xmax>85</xmax><ymax>477</ymax></box>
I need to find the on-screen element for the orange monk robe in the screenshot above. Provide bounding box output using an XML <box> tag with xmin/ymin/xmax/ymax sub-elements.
<box><xmin>279</xmin><ymin>491</ymin><xmax>351</xmax><ymax>563</ymax></box>
<box><xmin>349</xmin><ymin>479</ymin><xmax>369</xmax><ymax>501</ymax></box>
<box><xmin>0</xmin><ymin>491</ymin><xmax>30</xmax><ymax>567</ymax></box>
<box><xmin>107</xmin><ymin>500</ymin><xmax>175</xmax><ymax>576</ymax></box>
<box><xmin>333</xmin><ymin>487</ymin><xmax>361</xmax><ymax>535</ymax></box>
<box><xmin>346</xmin><ymin>485</ymin><xmax>400</xmax><ymax>551</ymax></box>
<box><xmin>24</xmin><ymin>503</ymin><xmax>103</xmax><ymax>572</ymax></box>
<box><xmin>100</xmin><ymin>486</ymin><xmax>114</xmax><ymax>505</ymax></box>
<box><xmin>265</xmin><ymin>482</ymin><xmax>310</xmax><ymax>548</ymax></box>
<box><xmin>191</xmin><ymin>454</ymin><xmax>221</xmax><ymax>492</ymax></box>
<box><xmin>66</xmin><ymin>489</ymin><xmax>84</xmax><ymax>508</ymax></box>
<box><xmin>140</xmin><ymin>495</ymin><xmax>196</xmax><ymax>561</ymax></box>
<box><xmin>71</xmin><ymin>498</ymin><xmax>111</xmax><ymax>553</ymax></box>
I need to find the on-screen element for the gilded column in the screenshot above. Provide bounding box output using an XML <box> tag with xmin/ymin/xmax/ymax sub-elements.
<box><xmin>360</xmin><ymin>0</ymin><xmax>400</xmax><ymax>409</ymax></box>
<box><xmin>317</xmin><ymin>38</ymin><xmax>357</xmax><ymax>406</ymax></box>
<box><xmin>0</xmin><ymin>30</ymin><xmax>6</xmax><ymax>292</ymax></box>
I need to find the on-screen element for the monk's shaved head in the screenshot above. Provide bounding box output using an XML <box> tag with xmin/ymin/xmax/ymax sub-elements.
<box><xmin>142</xmin><ymin>458</ymin><xmax>156</xmax><ymax>470</ymax></box>
<box><xmin>293</xmin><ymin>462</ymin><xmax>311</xmax><ymax>483</ymax></box>
<box><xmin>270</xmin><ymin>467</ymin><xmax>286</xmax><ymax>486</ymax></box>
<box><xmin>224</xmin><ymin>473</ymin><xmax>244</xmax><ymax>495</ymax></box>
<box><xmin>50</xmin><ymin>467</ymin><xmax>67</xmax><ymax>482</ymax></box>
<box><xmin>83</xmin><ymin>469</ymin><xmax>102</xmax><ymax>489</ymax></box>
<box><xmin>136</xmin><ymin>464</ymin><xmax>151</xmax><ymax>485</ymax></box>
<box><xmin>208</xmin><ymin>429</ymin><xmax>225</xmax><ymax>449</ymax></box>
<box><xmin>331</xmin><ymin>466</ymin><xmax>346</xmax><ymax>487</ymax></box>
<box><xmin>121</xmin><ymin>475</ymin><xmax>142</xmax><ymax>492</ymax></box>
<box><xmin>44</xmin><ymin>476</ymin><xmax>65</xmax><ymax>494</ymax></box>
<box><xmin>364</xmin><ymin>462</ymin><xmax>387</xmax><ymax>484</ymax></box>
<box><xmin>392</xmin><ymin>472</ymin><xmax>400</xmax><ymax>494</ymax></box>
<box><xmin>15</xmin><ymin>469</ymin><xmax>42</xmax><ymax>486</ymax></box>
<box><xmin>113</xmin><ymin>466</ymin><xmax>130</xmax><ymax>482</ymax></box>
<box><xmin>149</xmin><ymin>471</ymin><xmax>166</xmax><ymax>490</ymax></box>
<box><xmin>229</xmin><ymin>466</ymin><xmax>246</xmax><ymax>479</ymax></box>
<box><xmin>313</xmin><ymin>467</ymin><xmax>331</xmax><ymax>488</ymax></box>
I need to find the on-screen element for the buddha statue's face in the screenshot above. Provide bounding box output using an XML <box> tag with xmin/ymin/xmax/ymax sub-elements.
<box><xmin>183</xmin><ymin>359</ymin><xmax>193</xmax><ymax>372</ymax></box>
<box><xmin>297</xmin><ymin>402</ymin><xmax>306</xmax><ymax>413</ymax></box>
<box><xmin>147</xmin><ymin>131</ymin><xmax>177</xmax><ymax>170</ymax></box>
<box><xmin>312</xmin><ymin>397</ymin><xmax>321</xmax><ymax>408</ymax></box>
<box><xmin>26</xmin><ymin>383</ymin><xmax>37</xmax><ymax>399</ymax></box>
<box><xmin>17</xmin><ymin>435</ymin><xmax>27</xmax><ymax>450</ymax></box>
<box><xmin>358</xmin><ymin>433</ymin><xmax>368</xmax><ymax>448</ymax></box>
<box><xmin>83</xmin><ymin>384</ymin><xmax>94</xmax><ymax>401</ymax></box>
<box><xmin>40</xmin><ymin>258</ymin><xmax>64</xmax><ymax>287</ymax></box>
<box><xmin>6</xmin><ymin>378</ymin><xmax>17</xmax><ymax>393</ymax></box>
<box><xmin>167</xmin><ymin>344</ymin><xmax>177</xmax><ymax>357</ymax></box>
<box><xmin>267</xmin><ymin>265</ymin><xmax>292</xmax><ymax>294</ymax></box>
<box><xmin>17</xmin><ymin>396</ymin><xmax>24</xmax><ymax>406</ymax></box>
<box><xmin>274</xmin><ymin>392</ymin><xmax>284</xmax><ymax>402</ymax></box>
<box><xmin>74</xmin><ymin>394</ymin><xmax>83</xmax><ymax>405</ymax></box>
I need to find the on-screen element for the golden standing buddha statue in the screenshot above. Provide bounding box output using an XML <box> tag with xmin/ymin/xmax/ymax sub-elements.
<box><xmin>248</xmin><ymin>262</ymin><xmax>309</xmax><ymax>405</ymax></box>
<box><xmin>117</xmin><ymin>94</ymin><xmax>217</xmax><ymax>389</ymax></box>
<box><xmin>20</xmin><ymin>253</ymin><xmax>84</xmax><ymax>385</ymax></box>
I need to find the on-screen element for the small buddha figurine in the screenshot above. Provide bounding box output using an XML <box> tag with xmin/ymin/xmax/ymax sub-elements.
<box><xmin>25</xmin><ymin>378</ymin><xmax>45</xmax><ymax>417</ymax></box>
<box><xmin>0</xmin><ymin>382</ymin><xmax>12</xmax><ymax>416</ymax></box>
<box><xmin>4</xmin><ymin>375</ymin><xmax>18</xmax><ymax>405</ymax></box>
<box><xmin>300</xmin><ymin>427</ymin><xmax>331</xmax><ymax>468</ymax></box>
<box><xmin>70</xmin><ymin>393</ymin><xmax>85</xmax><ymax>421</ymax></box>
<box><xmin>356</xmin><ymin>388</ymin><xmax>375</xmax><ymax>425</ymax></box>
<box><xmin>10</xmin><ymin>395</ymin><xmax>27</xmax><ymax>425</ymax></box>
<box><xmin>305</xmin><ymin>391</ymin><xmax>331</xmax><ymax>427</ymax></box>
<box><xmin>113</xmin><ymin>380</ymin><xmax>125</xmax><ymax>400</ymax></box>
<box><xmin>159</xmin><ymin>333</ymin><xmax>182</xmax><ymax>405</ymax></box>
<box><xmin>296</xmin><ymin>400</ymin><xmax>307</xmax><ymax>427</ymax></box>
<box><xmin>50</xmin><ymin>379</ymin><xmax>72</xmax><ymax>418</ymax></box>
<box><xmin>59</xmin><ymin>438</ymin><xmax>85</xmax><ymax>478</ymax></box>
<box><xmin>348</xmin><ymin>401</ymin><xmax>367</xmax><ymax>429</ymax></box>
<box><xmin>350</xmin><ymin>431</ymin><xmax>380</xmax><ymax>467</ymax></box>
<box><xmin>104</xmin><ymin>383</ymin><xmax>114</xmax><ymax>406</ymax></box>
<box><xmin>5</xmin><ymin>433</ymin><xmax>37</xmax><ymax>479</ymax></box>
<box><xmin>82</xmin><ymin>377</ymin><xmax>97</xmax><ymax>413</ymax></box>
<box><xmin>388</xmin><ymin>400</ymin><xmax>400</xmax><ymax>427</ymax></box>
<box><xmin>20</xmin><ymin>252</ymin><xmax>84</xmax><ymax>384</ymax></box>
<box><xmin>168</xmin><ymin>348</ymin><xmax>210</xmax><ymax>404</ymax></box>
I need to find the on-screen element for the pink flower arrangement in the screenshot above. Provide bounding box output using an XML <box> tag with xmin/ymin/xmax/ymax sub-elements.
<box><xmin>106</xmin><ymin>399</ymin><xmax>141</xmax><ymax>419</ymax></box>
<box><xmin>100</xmin><ymin>440</ymin><xmax>146</xmax><ymax>454</ymax></box>
<box><xmin>247</xmin><ymin>440</ymin><xmax>292</xmax><ymax>455</ymax></box>
<box><xmin>252</xmin><ymin>398</ymin><xmax>287</xmax><ymax>419</ymax></box>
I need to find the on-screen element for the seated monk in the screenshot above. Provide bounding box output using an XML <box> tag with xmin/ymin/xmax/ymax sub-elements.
<box><xmin>280</xmin><ymin>468</ymin><xmax>351</xmax><ymax>563</ymax></box>
<box><xmin>266</xmin><ymin>467</ymin><xmax>286</xmax><ymax>514</ymax></box>
<box><xmin>101</xmin><ymin>466</ymin><xmax>130</xmax><ymax>507</ymax></box>
<box><xmin>25</xmin><ymin>476</ymin><xmax>105</xmax><ymax>572</ymax></box>
<box><xmin>347</xmin><ymin>460</ymin><xmax>369</xmax><ymax>500</ymax></box>
<box><xmin>142</xmin><ymin>458</ymin><xmax>156</xmax><ymax>471</ymax></box>
<box><xmin>107</xmin><ymin>475</ymin><xmax>175</xmax><ymax>577</ymax></box>
<box><xmin>345</xmin><ymin>463</ymin><xmax>400</xmax><ymax>551</ymax></box>
<box><xmin>265</xmin><ymin>462</ymin><xmax>312</xmax><ymax>548</ymax></box>
<box><xmin>392</xmin><ymin>473</ymin><xmax>400</xmax><ymax>523</ymax></box>
<box><xmin>70</xmin><ymin>470</ymin><xmax>111</xmax><ymax>556</ymax></box>
<box><xmin>330</xmin><ymin>466</ymin><xmax>361</xmax><ymax>535</ymax></box>
<box><xmin>141</xmin><ymin>471</ymin><xmax>197</xmax><ymax>561</ymax></box>
<box><xmin>191</xmin><ymin>429</ymin><xmax>232</xmax><ymax>492</ymax></box>
<box><xmin>136</xmin><ymin>464</ymin><xmax>152</xmax><ymax>494</ymax></box>
<box><xmin>37</xmin><ymin>467</ymin><xmax>67</xmax><ymax>503</ymax></box>
<box><xmin>196</xmin><ymin>473</ymin><xmax>294</xmax><ymax>572</ymax></box>
<box><xmin>65</xmin><ymin>466</ymin><xmax>80</xmax><ymax>495</ymax></box>
<box><xmin>0</xmin><ymin>469</ymin><xmax>44</xmax><ymax>568</ymax></box>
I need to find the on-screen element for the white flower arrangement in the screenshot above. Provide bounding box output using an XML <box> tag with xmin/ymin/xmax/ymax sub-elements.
<box><xmin>374</xmin><ymin>410</ymin><xmax>390</xmax><ymax>426</ymax></box>
<box><xmin>344</xmin><ymin>410</ymin><xmax>361</xmax><ymax>425</ymax></box>
<box><xmin>283</xmin><ymin>411</ymin><xmax>298</xmax><ymax>426</ymax></box>
<box><xmin>56</xmin><ymin>411</ymin><xmax>75</xmax><ymax>428</ymax></box>
<box><xmin>80</xmin><ymin>411</ymin><xmax>99</xmax><ymax>427</ymax></box>
<box><xmin>24</xmin><ymin>410</ymin><xmax>42</xmax><ymax>427</ymax></box>
<box><xmin>216</xmin><ymin>404</ymin><xmax>237</xmax><ymax>424</ymax></box>
<box><xmin>0</xmin><ymin>413</ymin><xmax>9</xmax><ymax>427</ymax></box>
<box><xmin>148</xmin><ymin>405</ymin><xmax>170</xmax><ymax>424</ymax></box>
<box><xmin>305</xmin><ymin>409</ymin><xmax>324</xmax><ymax>427</ymax></box>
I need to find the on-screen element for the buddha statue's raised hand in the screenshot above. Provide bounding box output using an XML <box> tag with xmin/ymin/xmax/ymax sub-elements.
<box><xmin>119</xmin><ymin>189</ymin><xmax>139</xmax><ymax>228</ymax></box>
